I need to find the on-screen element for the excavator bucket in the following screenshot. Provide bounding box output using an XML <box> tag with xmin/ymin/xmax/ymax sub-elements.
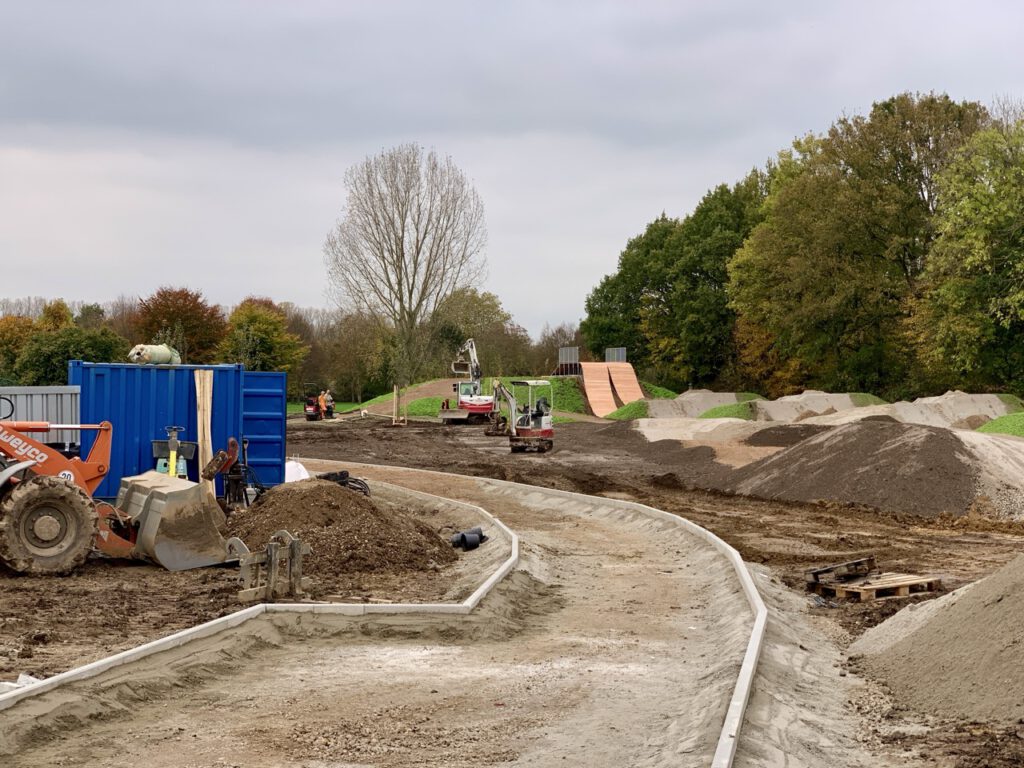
<box><xmin>451</xmin><ymin>359</ymin><xmax>473</xmax><ymax>376</ymax></box>
<box><xmin>114</xmin><ymin>471</ymin><xmax>230</xmax><ymax>571</ymax></box>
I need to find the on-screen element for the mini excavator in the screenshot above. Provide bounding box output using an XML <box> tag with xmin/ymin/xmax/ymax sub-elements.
<box><xmin>485</xmin><ymin>379</ymin><xmax>555</xmax><ymax>453</ymax></box>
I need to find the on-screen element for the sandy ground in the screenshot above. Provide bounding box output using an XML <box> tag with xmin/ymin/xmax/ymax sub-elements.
<box><xmin>2</xmin><ymin>470</ymin><xmax>758</xmax><ymax>768</ymax></box>
<box><xmin>4</xmin><ymin>417</ymin><xmax>1024</xmax><ymax>764</ymax></box>
<box><xmin>0</xmin><ymin>485</ymin><xmax>483</xmax><ymax>679</ymax></box>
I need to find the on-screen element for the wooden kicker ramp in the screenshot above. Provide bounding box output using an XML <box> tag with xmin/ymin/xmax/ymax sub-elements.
<box><xmin>580</xmin><ymin>362</ymin><xmax>644</xmax><ymax>418</ymax></box>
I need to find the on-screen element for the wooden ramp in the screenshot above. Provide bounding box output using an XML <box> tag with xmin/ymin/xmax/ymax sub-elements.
<box><xmin>607</xmin><ymin>362</ymin><xmax>644</xmax><ymax>405</ymax></box>
<box><xmin>581</xmin><ymin>362</ymin><xmax>617</xmax><ymax>417</ymax></box>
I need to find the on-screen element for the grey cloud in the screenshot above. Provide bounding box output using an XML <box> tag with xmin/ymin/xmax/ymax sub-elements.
<box><xmin>3</xmin><ymin>1</ymin><xmax>1024</xmax><ymax>335</ymax></box>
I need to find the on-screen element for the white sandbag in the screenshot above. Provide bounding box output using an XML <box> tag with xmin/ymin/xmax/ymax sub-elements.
<box><xmin>128</xmin><ymin>344</ymin><xmax>182</xmax><ymax>365</ymax></box>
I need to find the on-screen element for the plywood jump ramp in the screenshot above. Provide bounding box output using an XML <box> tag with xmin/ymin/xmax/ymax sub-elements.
<box><xmin>580</xmin><ymin>361</ymin><xmax>644</xmax><ymax>417</ymax></box>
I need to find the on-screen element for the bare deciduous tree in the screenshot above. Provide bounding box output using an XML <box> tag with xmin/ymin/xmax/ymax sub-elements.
<box><xmin>323</xmin><ymin>143</ymin><xmax>487</xmax><ymax>385</ymax></box>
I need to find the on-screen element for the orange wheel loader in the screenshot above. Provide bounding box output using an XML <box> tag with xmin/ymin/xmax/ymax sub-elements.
<box><xmin>0</xmin><ymin>417</ymin><xmax>231</xmax><ymax>575</ymax></box>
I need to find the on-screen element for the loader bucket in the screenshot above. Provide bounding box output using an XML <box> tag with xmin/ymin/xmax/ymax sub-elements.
<box><xmin>114</xmin><ymin>471</ymin><xmax>229</xmax><ymax>571</ymax></box>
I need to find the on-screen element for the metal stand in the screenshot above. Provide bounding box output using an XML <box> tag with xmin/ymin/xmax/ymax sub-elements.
<box><xmin>228</xmin><ymin>530</ymin><xmax>311</xmax><ymax>603</ymax></box>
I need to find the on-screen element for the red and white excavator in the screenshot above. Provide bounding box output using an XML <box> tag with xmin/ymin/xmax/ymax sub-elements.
<box><xmin>438</xmin><ymin>338</ymin><xmax>495</xmax><ymax>425</ymax></box>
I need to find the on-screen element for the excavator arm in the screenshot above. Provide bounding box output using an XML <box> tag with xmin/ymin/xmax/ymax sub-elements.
<box><xmin>451</xmin><ymin>338</ymin><xmax>483</xmax><ymax>384</ymax></box>
<box><xmin>491</xmin><ymin>381</ymin><xmax>521</xmax><ymax>437</ymax></box>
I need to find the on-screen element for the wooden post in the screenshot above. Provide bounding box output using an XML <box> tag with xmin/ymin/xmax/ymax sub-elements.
<box><xmin>194</xmin><ymin>369</ymin><xmax>214</xmax><ymax>494</ymax></box>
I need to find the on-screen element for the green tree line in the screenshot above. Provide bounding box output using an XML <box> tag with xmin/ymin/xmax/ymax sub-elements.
<box><xmin>0</xmin><ymin>286</ymin><xmax>589</xmax><ymax>401</ymax></box>
<box><xmin>581</xmin><ymin>92</ymin><xmax>1024</xmax><ymax>399</ymax></box>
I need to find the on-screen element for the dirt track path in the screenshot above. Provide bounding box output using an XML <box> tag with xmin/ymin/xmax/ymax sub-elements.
<box><xmin>3</xmin><ymin>468</ymin><xmax>753</xmax><ymax>768</ymax></box>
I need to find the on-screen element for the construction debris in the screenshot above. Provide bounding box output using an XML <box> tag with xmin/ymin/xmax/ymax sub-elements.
<box><xmin>810</xmin><ymin>572</ymin><xmax>941</xmax><ymax>602</ymax></box>
<box><xmin>805</xmin><ymin>556</ymin><xmax>877</xmax><ymax>585</ymax></box>
<box><xmin>450</xmin><ymin>526</ymin><xmax>488</xmax><ymax>551</ymax></box>
<box><xmin>231</xmin><ymin>530</ymin><xmax>311</xmax><ymax>603</ymax></box>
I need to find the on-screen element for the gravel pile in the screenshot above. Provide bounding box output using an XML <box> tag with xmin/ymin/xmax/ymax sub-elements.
<box><xmin>723</xmin><ymin>420</ymin><xmax>979</xmax><ymax>517</ymax></box>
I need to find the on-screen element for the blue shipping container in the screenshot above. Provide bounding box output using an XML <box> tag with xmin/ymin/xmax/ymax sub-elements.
<box><xmin>68</xmin><ymin>361</ymin><xmax>286</xmax><ymax>498</ymax></box>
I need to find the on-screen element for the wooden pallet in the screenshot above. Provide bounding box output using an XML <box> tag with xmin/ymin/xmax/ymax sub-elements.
<box><xmin>805</xmin><ymin>556</ymin><xmax>876</xmax><ymax>584</ymax></box>
<box><xmin>810</xmin><ymin>572</ymin><xmax>941</xmax><ymax>602</ymax></box>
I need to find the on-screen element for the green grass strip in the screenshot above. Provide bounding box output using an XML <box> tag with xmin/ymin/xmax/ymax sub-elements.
<box><xmin>641</xmin><ymin>382</ymin><xmax>676</xmax><ymax>399</ymax></box>
<box><xmin>606</xmin><ymin>400</ymin><xmax>649</xmax><ymax>420</ymax></box>
<box><xmin>404</xmin><ymin>396</ymin><xmax>445</xmax><ymax>418</ymax></box>
<box><xmin>978</xmin><ymin>412</ymin><xmax>1024</xmax><ymax>437</ymax></box>
<box><xmin>699</xmin><ymin>401</ymin><xmax>757</xmax><ymax>420</ymax></box>
<box><xmin>850</xmin><ymin>392</ymin><xmax>888</xmax><ymax>407</ymax></box>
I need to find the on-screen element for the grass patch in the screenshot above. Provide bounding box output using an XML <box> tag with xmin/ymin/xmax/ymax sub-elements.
<box><xmin>606</xmin><ymin>400</ymin><xmax>649</xmax><ymax>420</ymax></box>
<box><xmin>484</xmin><ymin>376</ymin><xmax>587</xmax><ymax>414</ymax></box>
<box><xmin>997</xmin><ymin>393</ymin><xmax>1024</xmax><ymax>413</ymax></box>
<box><xmin>641</xmin><ymin>382</ymin><xmax>677</xmax><ymax>399</ymax></box>
<box><xmin>850</xmin><ymin>392</ymin><xmax>888</xmax><ymax>407</ymax></box>
<box><xmin>736</xmin><ymin>392</ymin><xmax>765</xmax><ymax>402</ymax></box>
<box><xmin>699</xmin><ymin>401</ymin><xmax>757</xmax><ymax>420</ymax></box>
<box><xmin>978</xmin><ymin>412</ymin><xmax>1024</xmax><ymax>437</ymax></box>
<box><xmin>404</xmin><ymin>396</ymin><xmax>444</xmax><ymax>418</ymax></box>
<box><xmin>552</xmin><ymin>415</ymin><xmax>578</xmax><ymax>424</ymax></box>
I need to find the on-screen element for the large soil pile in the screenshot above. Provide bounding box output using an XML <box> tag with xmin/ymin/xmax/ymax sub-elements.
<box><xmin>853</xmin><ymin>554</ymin><xmax>1024</xmax><ymax>723</ymax></box>
<box><xmin>227</xmin><ymin>479</ymin><xmax>456</xmax><ymax>581</ymax></box>
<box><xmin>724</xmin><ymin>420</ymin><xmax>979</xmax><ymax>517</ymax></box>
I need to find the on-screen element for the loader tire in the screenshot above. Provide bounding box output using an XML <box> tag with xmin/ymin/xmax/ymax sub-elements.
<box><xmin>0</xmin><ymin>476</ymin><xmax>98</xmax><ymax>574</ymax></box>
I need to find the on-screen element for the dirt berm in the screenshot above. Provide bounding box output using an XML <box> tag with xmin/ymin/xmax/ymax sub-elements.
<box><xmin>723</xmin><ymin>419</ymin><xmax>978</xmax><ymax>517</ymax></box>
<box><xmin>227</xmin><ymin>479</ymin><xmax>456</xmax><ymax>598</ymax></box>
<box><xmin>852</xmin><ymin>553</ymin><xmax>1024</xmax><ymax>724</ymax></box>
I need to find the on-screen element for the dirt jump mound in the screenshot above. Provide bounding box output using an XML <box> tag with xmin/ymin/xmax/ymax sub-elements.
<box><xmin>647</xmin><ymin>390</ymin><xmax>748</xmax><ymax>418</ymax></box>
<box><xmin>805</xmin><ymin>390</ymin><xmax>1020</xmax><ymax>429</ymax></box>
<box><xmin>227</xmin><ymin>479</ymin><xmax>456</xmax><ymax>581</ymax></box>
<box><xmin>852</xmin><ymin>554</ymin><xmax>1024</xmax><ymax>724</ymax></box>
<box><xmin>724</xmin><ymin>420</ymin><xmax>979</xmax><ymax>518</ymax></box>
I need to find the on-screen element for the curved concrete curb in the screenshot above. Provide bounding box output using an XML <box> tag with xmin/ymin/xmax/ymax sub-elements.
<box><xmin>334</xmin><ymin>461</ymin><xmax>768</xmax><ymax>768</ymax></box>
<box><xmin>0</xmin><ymin>484</ymin><xmax>518</xmax><ymax>714</ymax></box>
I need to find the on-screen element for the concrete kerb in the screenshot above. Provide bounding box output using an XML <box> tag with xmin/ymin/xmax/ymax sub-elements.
<box><xmin>0</xmin><ymin>483</ymin><xmax>518</xmax><ymax>713</ymax></box>
<box><xmin>0</xmin><ymin>605</ymin><xmax>266</xmax><ymax>713</ymax></box>
<box><xmin>332</xmin><ymin>460</ymin><xmax>768</xmax><ymax>768</ymax></box>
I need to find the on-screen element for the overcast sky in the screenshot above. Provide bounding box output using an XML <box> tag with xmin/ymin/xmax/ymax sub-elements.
<box><xmin>2</xmin><ymin>2</ymin><xmax>1021</xmax><ymax>336</ymax></box>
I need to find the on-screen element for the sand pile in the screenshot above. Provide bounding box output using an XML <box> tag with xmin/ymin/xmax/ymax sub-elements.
<box><xmin>724</xmin><ymin>420</ymin><xmax>979</xmax><ymax>517</ymax></box>
<box><xmin>227</xmin><ymin>479</ymin><xmax>456</xmax><ymax>580</ymax></box>
<box><xmin>647</xmin><ymin>390</ymin><xmax>746</xmax><ymax>418</ymax></box>
<box><xmin>634</xmin><ymin>416</ymin><xmax>766</xmax><ymax>444</ymax></box>
<box><xmin>804</xmin><ymin>391</ymin><xmax>1017</xmax><ymax>429</ymax></box>
<box><xmin>852</xmin><ymin>554</ymin><xmax>1024</xmax><ymax>723</ymax></box>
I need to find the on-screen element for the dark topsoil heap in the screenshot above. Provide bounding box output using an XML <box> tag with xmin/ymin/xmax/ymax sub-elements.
<box><xmin>723</xmin><ymin>420</ymin><xmax>979</xmax><ymax>517</ymax></box>
<box><xmin>227</xmin><ymin>479</ymin><xmax>456</xmax><ymax>583</ymax></box>
<box><xmin>858</xmin><ymin>554</ymin><xmax>1024</xmax><ymax>723</ymax></box>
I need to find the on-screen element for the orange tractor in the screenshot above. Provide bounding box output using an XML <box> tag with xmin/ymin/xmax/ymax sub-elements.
<box><xmin>0</xmin><ymin>415</ymin><xmax>232</xmax><ymax>575</ymax></box>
